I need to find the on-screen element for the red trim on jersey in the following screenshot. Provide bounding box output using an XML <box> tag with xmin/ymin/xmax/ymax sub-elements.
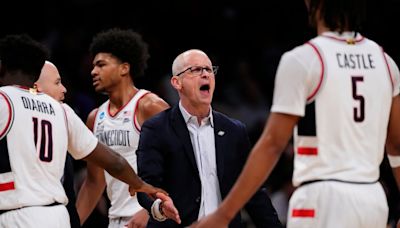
<box><xmin>292</xmin><ymin>209</ymin><xmax>315</xmax><ymax>217</ymax></box>
<box><xmin>322</xmin><ymin>34</ymin><xmax>365</xmax><ymax>43</ymax></box>
<box><xmin>107</xmin><ymin>92</ymin><xmax>137</xmax><ymax>118</ymax></box>
<box><xmin>12</xmin><ymin>85</ymin><xmax>30</xmax><ymax>90</ymax></box>
<box><xmin>0</xmin><ymin>92</ymin><xmax>13</xmax><ymax>138</ymax></box>
<box><xmin>133</xmin><ymin>91</ymin><xmax>151</xmax><ymax>132</ymax></box>
<box><xmin>91</xmin><ymin>109</ymin><xmax>99</xmax><ymax>132</ymax></box>
<box><xmin>306</xmin><ymin>42</ymin><xmax>324</xmax><ymax>101</ymax></box>
<box><xmin>0</xmin><ymin>181</ymin><xmax>15</xmax><ymax>192</ymax></box>
<box><xmin>297</xmin><ymin>147</ymin><xmax>318</xmax><ymax>155</ymax></box>
<box><xmin>381</xmin><ymin>49</ymin><xmax>394</xmax><ymax>91</ymax></box>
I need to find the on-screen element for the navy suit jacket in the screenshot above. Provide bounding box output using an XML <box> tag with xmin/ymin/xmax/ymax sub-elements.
<box><xmin>137</xmin><ymin>105</ymin><xmax>282</xmax><ymax>228</ymax></box>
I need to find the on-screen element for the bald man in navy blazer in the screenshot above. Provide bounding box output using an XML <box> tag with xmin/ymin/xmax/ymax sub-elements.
<box><xmin>136</xmin><ymin>49</ymin><xmax>282</xmax><ymax>228</ymax></box>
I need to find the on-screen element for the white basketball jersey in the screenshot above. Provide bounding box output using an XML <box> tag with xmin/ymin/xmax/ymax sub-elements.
<box><xmin>271</xmin><ymin>32</ymin><xmax>400</xmax><ymax>186</ymax></box>
<box><xmin>0</xmin><ymin>86</ymin><xmax>97</xmax><ymax>210</ymax></box>
<box><xmin>93</xmin><ymin>89</ymin><xmax>149</xmax><ymax>218</ymax></box>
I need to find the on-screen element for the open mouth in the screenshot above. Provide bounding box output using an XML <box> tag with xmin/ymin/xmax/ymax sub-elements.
<box><xmin>199</xmin><ymin>84</ymin><xmax>210</xmax><ymax>97</ymax></box>
<box><xmin>200</xmin><ymin>84</ymin><xmax>210</xmax><ymax>91</ymax></box>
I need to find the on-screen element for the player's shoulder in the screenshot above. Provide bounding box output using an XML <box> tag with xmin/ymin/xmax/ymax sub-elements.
<box><xmin>61</xmin><ymin>103</ymin><xmax>81</xmax><ymax>118</ymax></box>
<box><xmin>138</xmin><ymin>91</ymin><xmax>163</xmax><ymax>105</ymax></box>
<box><xmin>0</xmin><ymin>85</ymin><xmax>13</xmax><ymax>92</ymax></box>
<box><xmin>277</xmin><ymin>44</ymin><xmax>317</xmax><ymax>73</ymax></box>
<box><xmin>0</xmin><ymin>85</ymin><xmax>18</xmax><ymax>98</ymax></box>
<box><xmin>86</xmin><ymin>107</ymin><xmax>100</xmax><ymax>119</ymax></box>
<box><xmin>138</xmin><ymin>91</ymin><xmax>169</xmax><ymax>112</ymax></box>
<box><xmin>0</xmin><ymin>86</ymin><xmax>11</xmax><ymax>101</ymax></box>
<box><xmin>281</xmin><ymin>40</ymin><xmax>317</xmax><ymax>65</ymax></box>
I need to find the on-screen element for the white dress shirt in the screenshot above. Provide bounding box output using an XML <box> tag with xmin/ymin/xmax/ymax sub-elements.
<box><xmin>179</xmin><ymin>102</ymin><xmax>222</xmax><ymax>219</ymax></box>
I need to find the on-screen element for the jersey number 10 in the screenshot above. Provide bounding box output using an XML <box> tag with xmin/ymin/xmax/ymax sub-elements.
<box><xmin>33</xmin><ymin>117</ymin><xmax>53</xmax><ymax>162</ymax></box>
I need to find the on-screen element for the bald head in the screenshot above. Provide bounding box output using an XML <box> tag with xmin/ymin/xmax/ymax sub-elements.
<box><xmin>35</xmin><ymin>61</ymin><xmax>67</xmax><ymax>102</ymax></box>
<box><xmin>172</xmin><ymin>49</ymin><xmax>209</xmax><ymax>76</ymax></box>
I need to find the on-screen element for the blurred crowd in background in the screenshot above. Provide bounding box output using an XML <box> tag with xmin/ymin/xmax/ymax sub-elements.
<box><xmin>1</xmin><ymin>0</ymin><xmax>399</xmax><ymax>227</ymax></box>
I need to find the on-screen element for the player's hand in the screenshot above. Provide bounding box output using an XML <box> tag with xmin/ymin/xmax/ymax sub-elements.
<box><xmin>189</xmin><ymin>211</ymin><xmax>229</xmax><ymax>228</ymax></box>
<box><xmin>156</xmin><ymin>192</ymin><xmax>181</xmax><ymax>224</ymax></box>
<box><xmin>124</xmin><ymin>209</ymin><xmax>149</xmax><ymax>228</ymax></box>
<box><xmin>129</xmin><ymin>182</ymin><xmax>168</xmax><ymax>198</ymax></box>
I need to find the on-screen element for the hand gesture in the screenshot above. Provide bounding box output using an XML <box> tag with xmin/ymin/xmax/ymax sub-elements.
<box><xmin>156</xmin><ymin>192</ymin><xmax>181</xmax><ymax>224</ymax></box>
<box><xmin>129</xmin><ymin>182</ymin><xmax>167</xmax><ymax>198</ymax></box>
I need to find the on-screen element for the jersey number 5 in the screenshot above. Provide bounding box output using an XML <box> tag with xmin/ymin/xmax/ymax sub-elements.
<box><xmin>33</xmin><ymin>117</ymin><xmax>53</xmax><ymax>162</ymax></box>
<box><xmin>351</xmin><ymin>76</ymin><xmax>365</xmax><ymax>122</ymax></box>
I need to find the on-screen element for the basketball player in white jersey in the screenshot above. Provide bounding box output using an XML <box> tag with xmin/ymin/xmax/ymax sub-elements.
<box><xmin>191</xmin><ymin>0</ymin><xmax>400</xmax><ymax>227</ymax></box>
<box><xmin>0</xmin><ymin>34</ymin><xmax>179</xmax><ymax>228</ymax></box>
<box><xmin>76</xmin><ymin>28</ymin><xmax>171</xmax><ymax>228</ymax></box>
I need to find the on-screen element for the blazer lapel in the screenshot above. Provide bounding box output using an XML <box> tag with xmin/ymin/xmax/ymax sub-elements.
<box><xmin>170</xmin><ymin>105</ymin><xmax>199</xmax><ymax>173</ymax></box>
<box><xmin>213</xmin><ymin>111</ymin><xmax>225</xmax><ymax>184</ymax></box>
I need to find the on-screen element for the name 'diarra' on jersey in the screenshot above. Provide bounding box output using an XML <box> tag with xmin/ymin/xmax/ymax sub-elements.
<box><xmin>21</xmin><ymin>96</ymin><xmax>55</xmax><ymax>115</ymax></box>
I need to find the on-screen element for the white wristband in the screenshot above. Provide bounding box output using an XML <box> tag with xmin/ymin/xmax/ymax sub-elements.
<box><xmin>388</xmin><ymin>154</ymin><xmax>400</xmax><ymax>168</ymax></box>
<box><xmin>151</xmin><ymin>198</ymin><xmax>167</xmax><ymax>222</ymax></box>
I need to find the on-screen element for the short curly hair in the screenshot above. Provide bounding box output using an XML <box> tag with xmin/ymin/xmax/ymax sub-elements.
<box><xmin>0</xmin><ymin>34</ymin><xmax>49</xmax><ymax>82</ymax></box>
<box><xmin>89</xmin><ymin>28</ymin><xmax>150</xmax><ymax>80</ymax></box>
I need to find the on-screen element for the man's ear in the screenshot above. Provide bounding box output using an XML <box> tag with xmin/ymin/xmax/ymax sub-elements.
<box><xmin>120</xmin><ymin>63</ymin><xmax>130</xmax><ymax>76</ymax></box>
<box><xmin>170</xmin><ymin>75</ymin><xmax>182</xmax><ymax>90</ymax></box>
<box><xmin>33</xmin><ymin>82</ymin><xmax>39</xmax><ymax>91</ymax></box>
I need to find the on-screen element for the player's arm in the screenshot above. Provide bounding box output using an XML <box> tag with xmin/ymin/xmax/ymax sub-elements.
<box><xmin>64</xmin><ymin>105</ymin><xmax>151</xmax><ymax>191</ymax></box>
<box><xmin>218</xmin><ymin>113</ymin><xmax>299</xmax><ymax>222</ymax></box>
<box><xmin>76</xmin><ymin>162</ymin><xmax>105</xmax><ymax>224</ymax></box>
<box><xmin>63</xmin><ymin>104</ymin><xmax>179</xmax><ymax>223</ymax></box>
<box><xmin>76</xmin><ymin>109</ymin><xmax>107</xmax><ymax>224</ymax></box>
<box><xmin>385</xmin><ymin>54</ymin><xmax>400</xmax><ymax>191</ymax></box>
<box><xmin>386</xmin><ymin>95</ymin><xmax>400</xmax><ymax>190</ymax></box>
<box><xmin>136</xmin><ymin>93</ymin><xmax>169</xmax><ymax>126</ymax></box>
<box><xmin>82</xmin><ymin>141</ymin><xmax>180</xmax><ymax>223</ymax></box>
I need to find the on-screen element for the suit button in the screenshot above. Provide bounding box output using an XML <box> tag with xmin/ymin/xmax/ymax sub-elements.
<box><xmin>195</xmin><ymin>197</ymin><xmax>200</xmax><ymax>203</ymax></box>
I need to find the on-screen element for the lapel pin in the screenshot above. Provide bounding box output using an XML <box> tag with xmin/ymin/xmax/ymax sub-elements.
<box><xmin>218</xmin><ymin>131</ymin><xmax>225</xmax><ymax>136</ymax></box>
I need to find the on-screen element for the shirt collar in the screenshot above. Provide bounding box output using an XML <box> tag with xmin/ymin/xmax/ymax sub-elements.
<box><xmin>179</xmin><ymin>101</ymin><xmax>214</xmax><ymax>127</ymax></box>
<box><xmin>321</xmin><ymin>31</ymin><xmax>363</xmax><ymax>40</ymax></box>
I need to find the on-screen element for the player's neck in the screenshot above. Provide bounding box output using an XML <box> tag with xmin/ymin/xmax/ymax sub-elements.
<box><xmin>1</xmin><ymin>73</ymin><xmax>35</xmax><ymax>88</ymax></box>
<box><xmin>317</xmin><ymin>19</ymin><xmax>351</xmax><ymax>35</ymax></box>
<box><xmin>316</xmin><ymin>21</ymin><xmax>330</xmax><ymax>35</ymax></box>
<box><xmin>108</xmin><ymin>85</ymin><xmax>138</xmax><ymax>110</ymax></box>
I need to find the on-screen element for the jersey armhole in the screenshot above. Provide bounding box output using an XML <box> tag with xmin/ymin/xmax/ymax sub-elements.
<box><xmin>133</xmin><ymin>91</ymin><xmax>151</xmax><ymax>133</ymax></box>
<box><xmin>91</xmin><ymin>109</ymin><xmax>100</xmax><ymax>133</ymax></box>
<box><xmin>306</xmin><ymin>42</ymin><xmax>325</xmax><ymax>102</ymax></box>
<box><xmin>0</xmin><ymin>92</ymin><xmax>14</xmax><ymax>139</ymax></box>
<box><xmin>381</xmin><ymin>48</ymin><xmax>395</xmax><ymax>93</ymax></box>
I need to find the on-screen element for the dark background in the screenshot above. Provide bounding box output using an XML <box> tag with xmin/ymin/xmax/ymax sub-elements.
<box><xmin>1</xmin><ymin>0</ymin><xmax>399</xmax><ymax>227</ymax></box>
<box><xmin>1</xmin><ymin>0</ymin><xmax>398</xmax><ymax>113</ymax></box>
